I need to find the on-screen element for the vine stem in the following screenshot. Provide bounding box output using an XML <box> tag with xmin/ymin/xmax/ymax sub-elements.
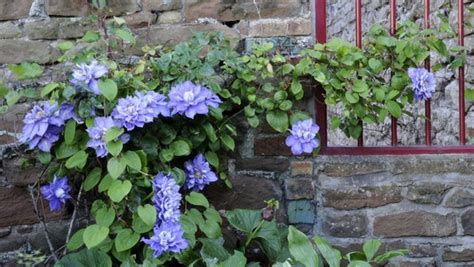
<box><xmin>28</xmin><ymin>185</ymin><xmax>59</xmax><ymax>262</ymax></box>
<box><xmin>62</xmin><ymin>182</ymin><xmax>84</xmax><ymax>256</ymax></box>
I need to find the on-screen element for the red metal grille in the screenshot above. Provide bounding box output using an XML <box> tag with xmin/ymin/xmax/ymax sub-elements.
<box><xmin>313</xmin><ymin>0</ymin><xmax>474</xmax><ymax>155</ymax></box>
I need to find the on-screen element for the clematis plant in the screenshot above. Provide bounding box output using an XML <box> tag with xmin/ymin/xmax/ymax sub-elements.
<box><xmin>8</xmin><ymin>31</ymin><xmax>320</xmax><ymax>266</ymax></box>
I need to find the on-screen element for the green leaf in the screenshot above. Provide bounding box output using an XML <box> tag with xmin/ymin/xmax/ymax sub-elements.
<box><xmin>84</xmin><ymin>168</ymin><xmax>102</xmax><ymax>192</ymax></box>
<box><xmin>220</xmin><ymin>134</ymin><xmax>235</xmax><ymax>151</ymax></box>
<box><xmin>386</xmin><ymin>100</ymin><xmax>401</xmax><ymax>118</ymax></box>
<box><xmin>203</xmin><ymin>123</ymin><xmax>218</xmax><ymax>142</ymax></box>
<box><xmin>8</xmin><ymin>63</ymin><xmax>43</xmax><ymax>80</ymax></box>
<box><xmin>67</xmin><ymin>229</ymin><xmax>85</xmax><ymax>251</ymax></box>
<box><xmin>218</xmin><ymin>251</ymin><xmax>247</xmax><ymax>267</ymax></box>
<box><xmin>81</xmin><ymin>31</ymin><xmax>101</xmax><ymax>42</ymax></box>
<box><xmin>132</xmin><ymin>214</ymin><xmax>154</xmax><ymax>234</ymax></box>
<box><xmin>205</xmin><ymin>151</ymin><xmax>219</xmax><ymax>169</ymax></box>
<box><xmin>347</xmin><ymin>261</ymin><xmax>371</xmax><ymax>267</ymax></box>
<box><xmin>5</xmin><ymin>91</ymin><xmax>20</xmax><ymax>106</ymax></box>
<box><xmin>38</xmin><ymin>152</ymin><xmax>52</xmax><ymax>164</ymax></box>
<box><xmin>115</xmin><ymin>229</ymin><xmax>140</xmax><ymax>252</ymax></box>
<box><xmin>290</xmin><ymin>112</ymin><xmax>310</xmax><ymax>124</ymax></box>
<box><xmin>83</xmin><ymin>224</ymin><xmax>109</xmax><ymax>249</ymax></box>
<box><xmin>266</xmin><ymin>110</ymin><xmax>289</xmax><ymax>133</ymax></box>
<box><xmin>65</xmin><ymin>151</ymin><xmax>88</xmax><ymax>169</ymax></box>
<box><xmin>41</xmin><ymin>83</ymin><xmax>59</xmax><ymax>97</ymax></box>
<box><xmin>345</xmin><ymin>92</ymin><xmax>359</xmax><ymax>104</ymax></box>
<box><xmin>199</xmin><ymin>238</ymin><xmax>230</xmax><ymax>262</ymax></box>
<box><xmin>362</xmin><ymin>240</ymin><xmax>381</xmax><ymax>261</ymax></box>
<box><xmin>58</xmin><ymin>41</ymin><xmax>74</xmax><ymax>51</ymax></box>
<box><xmin>225</xmin><ymin>209</ymin><xmax>261</xmax><ymax>233</ymax></box>
<box><xmin>106</xmin><ymin>140</ymin><xmax>123</xmax><ymax>157</ymax></box>
<box><xmin>288</xmin><ymin>226</ymin><xmax>320</xmax><ymax>267</ymax></box>
<box><xmin>123</xmin><ymin>151</ymin><xmax>141</xmax><ymax>170</ymax></box>
<box><xmin>313</xmin><ymin>236</ymin><xmax>341</xmax><ymax>267</ymax></box>
<box><xmin>115</xmin><ymin>29</ymin><xmax>135</xmax><ymax>44</ymax></box>
<box><xmin>104</xmin><ymin>127</ymin><xmax>124</xmax><ymax>143</ymax></box>
<box><xmin>138</xmin><ymin>204</ymin><xmax>157</xmax><ymax>226</ymax></box>
<box><xmin>56</xmin><ymin>248</ymin><xmax>112</xmax><ymax>267</ymax></box>
<box><xmin>107</xmin><ymin>157</ymin><xmax>126</xmax><ymax>179</ymax></box>
<box><xmin>186</xmin><ymin>192</ymin><xmax>210</xmax><ymax>208</ymax></box>
<box><xmin>95</xmin><ymin>207</ymin><xmax>115</xmax><ymax>227</ymax></box>
<box><xmin>98</xmin><ymin>175</ymin><xmax>114</xmax><ymax>193</ymax></box>
<box><xmin>353</xmin><ymin>80</ymin><xmax>368</xmax><ymax>93</ymax></box>
<box><xmin>64</xmin><ymin>120</ymin><xmax>76</xmax><ymax>145</ymax></box>
<box><xmin>374</xmin><ymin>249</ymin><xmax>408</xmax><ymax>264</ymax></box>
<box><xmin>290</xmin><ymin>80</ymin><xmax>303</xmax><ymax>97</ymax></box>
<box><xmin>170</xmin><ymin>140</ymin><xmax>191</xmax><ymax>156</ymax></box>
<box><xmin>107</xmin><ymin>180</ymin><xmax>132</xmax><ymax>202</ymax></box>
<box><xmin>159</xmin><ymin>148</ymin><xmax>174</xmax><ymax>162</ymax></box>
<box><xmin>368</xmin><ymin>58</ymin><xmax>383</xmax><ymax>72</ymax></box>
<box><xmin>200</xmin><ymin>219</ymin><xmax>221</xmax><ymax>239</ymax></box>
<box><xmin>98</xmin><ymin>79</ymin><xmax>118</xmax><ymax>101</ymax></box>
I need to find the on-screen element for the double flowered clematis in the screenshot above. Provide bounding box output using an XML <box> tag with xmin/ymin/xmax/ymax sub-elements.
<box><xmin>20</xmin><ymin>101</ymin><xmax>78</xmax><ymax>152</ymax></box>
<box><xmin>408</xmin><ymin>67</ymin><xmax>437</xmax><ymax>102</ymax></box>
<box><xmin>285</xmin><ymin>119</ymin><xmax>320</xmax><ymax>155</ymax></box>
<box><xmin>152</xmin><ymin>172</ymin><xmax>182</xmax><ymax>224</ymax></box>
<box><xmin>40</xmin><ymin>175</ymin><xmax>71</xmax><ymax>212</ymax></box>
<box><xmin>142</xmin><ymin>221</ymin><xmax>188</xmax><ymax>258</ymax></box>
<box><xmin>168</xmin><ymin>81</ymin><xmax>222</xmax><ymax>119</ymax></box>
<box><xmin>142</xmin><ymin>173</ymin><xmax>188</xmax><ymax>258</ymax></box>
<box><xmin>71</xmin><ymin>60</ymin><xmax>108</xmax><ymax>95</ymax></box>
<box><xmin>112</xmin><ymin>91</ymin><xmax>170</xmax><ymax>131</ymax></box>
<box><xmin>184</xmin><ymin>153</ymin><xmax>218</xmax><ymax>191</ymax></box>
<box><xmin>86</xmin><ymin>116</ymin><xmax>129</xmax><ymax>158</ymax></box>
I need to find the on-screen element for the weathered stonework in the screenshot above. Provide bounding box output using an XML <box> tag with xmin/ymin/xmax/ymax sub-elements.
<box><xmin>0</xmin><ymin>1</ymin><xmax>473</xmax><ymax>266</ymax></box>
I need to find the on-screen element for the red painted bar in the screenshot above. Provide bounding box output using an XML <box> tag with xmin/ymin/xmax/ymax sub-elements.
<box><xmin>314</xmin><ymin>0</ymin><xmax>328</xmax><ymax>148</ymax></box>
<box><xmin>389</xmin><ymin>0</ymin><xmax>398</xmax><ymax>146</ymax></box>
<box><xmin>424</xmin><ymin>0</ymin><xmax>432</xmax><ymax>145</ymax></box>
<box><xmin>458</xmin><ymin>0</ymin><xmax>466</xmax><ymax>144</ymax></box>
<box><xmin>320</xmin><ymin>146</ymin><xmax>474</xmax><ymax>155</ymax></box>
<box><xmin>355</xmin><ymin>0</ymin><xmax>364</xmax><ymax>147</ymax></box>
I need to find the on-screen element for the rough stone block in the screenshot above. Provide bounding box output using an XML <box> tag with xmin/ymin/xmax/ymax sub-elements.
<box><xmin>246</xmin><ymin>18</ymin><xmax>311</xmax><ymax>38</ymax></box>
<box><xmin>254</xmin><ymin>135</ymin><xmax>291</xmax><ymax>156</ymax></box>
<box><xmin>235</xmin><ymin>158</ymin><xmax>289</xmax><ymax>173</ymax></box>
<box><xmin>444</xmin><ymin>188</ymin><xmax>474</xmax><ymax>208</ymax></box>
<box><xmin>158</xmin><ymin>11</ymin><xmax>182</xmax><ymax>24</ymax></box>
<box><xmin>0</xmin><ymin>40</ymin><xmax>59</xmax><ymax>64</ymax></box>
<box><xmin>374</xmin><ymin>211</ymin><xmax>457</xmax><ymax>237</ymax></box>
<box><xmin>205</xmin><ymin>175</ymin><xmax>285</xmax><ymax>221</ymax></box>
<box><xmin>131</xmin><ymin>23</ymin><xmax>240</xmax><ymax>54</ymax></box>
<box><xmin>107</xmin><ymin>0</ymin><xmax>140</xmax><ymax>15</ymax></box>
<box><xmin>0</xmin><ymin>187</ymin><xmax>68</xmax><ymax>228</ymax></box>
<box><xmin>461</xmin><ymin>209</ymin><xmax>474</xmax><ymax>235</ymax></box>
<box><xmin>25</xmin><ymin>19</ymin><xmax>61</xmax><ymax>40</ymax></box>
<box><xmin>290</xmin><ymin>161</ymin><xmax>313</xmax><ymax>176</ymax></box>
<box><xmin>25</xmin><ymin>18</ymin><xmax>91</xmax><ymax>40</ymax></box>
<box><xmin>2</xmin><ymin>157</ymin><xmax>44</xmax><ymax>186</ymax></box>
<box><xmin>322</xmin><ymin>185</ymin><xmax>402</xmax><ymax>210</ymax></box>
<box><xmin>45</xmin><ymin>0</ymin><xmax>90</xmax><ymax>17</ymax></box>
<box><xmin>443</xmin><ymin>248</ymin><xmax>474</xmax><ymax>262</ymax></box>
<box><xmin>322</xmin><ymin>212</ymin><xmax>368</xmax><ymax>237</ymax></box>
<box><xmin>406</xmin><ymin>182</ymin><xmax>451</xmax><ymax>205</ymax></box>
<box><xmin>0</xmin><ymin>0</ymin><xmax>32</xmax><ymax>21</ymax></box>
<box><xmin>124</xmin><ymin>11</ymin><xmax>157</xmax><ymax>28</ymax></box>
<box><xmin>143</xmin><ymin>0</ymin><xmax>181</xmax><ymax>11</ymax></box>
<box><xmin>284</xmin><ymin>178</ymin><xmax>314</xmax><ymax>200</ymax></box>
<box><xmin>184</xmin><ymin>0</ymin><xmax>305</xmax><ymax>22</ymax></box>
<box><xmin>0</xmin><ymin>22</ymin><xmax>22</xmax><ymax>39</ymax></box>
<box><xmin>287</xmin><ymin>200</ymin><xmax>314</xmax><ymax>224</ymax></box>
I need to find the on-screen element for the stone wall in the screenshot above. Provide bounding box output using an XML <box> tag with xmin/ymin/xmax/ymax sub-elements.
<box><xmin>0</xmin><ymin>0</ymin><xmax>474</xmax><ymax>266</ymax></box>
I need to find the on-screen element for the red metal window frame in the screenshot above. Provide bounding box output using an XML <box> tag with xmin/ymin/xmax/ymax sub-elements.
<box><xmin>313</xmin><ymin>0</ymin><xmax>474</xmax><ymax>155</ymax></box>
